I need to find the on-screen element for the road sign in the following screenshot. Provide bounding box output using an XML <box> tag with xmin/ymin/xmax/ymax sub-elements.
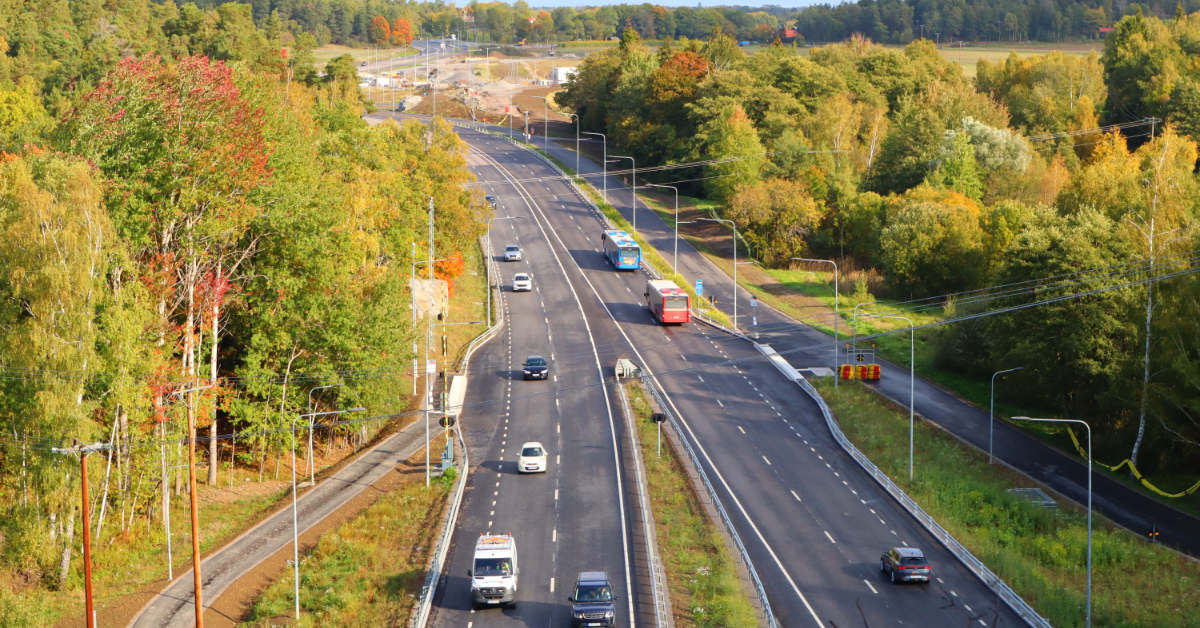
<box><xmin>751</xmin><ymin>296</ymin><xmax>758</xmax><ymax>307</ymax></box>
<box><xmin>696</xmin><ymin>279</ymin><xmax>703</xmax><ymax>296</ymax></box>
<box><xmin>426</xmin><ymin>360</ymin><xmax>437</xmax><ymax>374</ymax></box>
<box><xmin>651</xmin><ymin>413</ymin><xmax>667</xmax><ymax>424</ymax></box>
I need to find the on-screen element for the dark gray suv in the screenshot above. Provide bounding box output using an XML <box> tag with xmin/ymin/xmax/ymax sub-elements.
<box><xmin>568</xmin><ymin>572</ymin><xmax>616</xmax><ymax>627</ymax></box>
<box><xmin>880</xmin><ymin>547</ymin><xmax>932</xmax><ymax>583</ymax></box>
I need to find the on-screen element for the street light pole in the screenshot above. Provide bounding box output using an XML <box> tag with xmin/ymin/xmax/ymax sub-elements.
<box><xmin>291</xmin><ymin>407</ymin><xmax>365</xmax><ymax>619</ymax></box>
<box><xmin>306</xmin><ymin>384</ymin><xmax>344</xmax><ymax>485</ymax></box>
<box><xmin>566</xmin><ymin>113</ymin><xmax>580</xmax><ymax>174</ymax></box>
<box><xmin>169</xmin><ymin>382</ymin><xmax>212</xmax><ymax>628</ymax></box>
<box><xmin>699</xmin><ymin>218</ymin><xmax>740</xmax><ymax>331</ymax></box>
<box><xmin>580</xmin><ymin>132</ymin><xmax>607</xmax><ymax>203</ymax></box>
<box><xmin>486</xmin><ymin>217</ymin><xmax>523</xmax><ymax>327</ymax></box>
<box><xmin>425</xmin><ymin>321</ymin><xmax>485</xmax><ymax>486</ymax></box>
<box><xmin>879</xmin><ymin>315</ymin><xmax>915</xmax><ymax>481</ymax></box>
<box><xmin>792</xmin><ymin>258</ymin><xmax>839</xmax><ymax>387</ymax></box>
<box><xmin>609</xmin><ymin>155</ymin><xmax>636</xmax><ymax>231</ymax></box>
<box><xmin>162</xmin><ymin>462</ymin><xmax>207</xmax><ymax>581</ymax></box>
<box><xmin>1013</xmin><ymin>417</ymin><xmax>1092</xmax><ymax>628</ymax></box>
<box><xmin>851</xmin><ymin>301</ymin><xmax>875</xmax><ymax>357</ymax></box>
<box><xmin>989</xmin><ymin>367</ymin><xmax>1023</xmax><ymax>464</ymax></box>
<box><xmin>534</xmin><ymin>96</ymin><xmax>549</xmax><ymax>150</ymax></box>
<box><xmin>642</xmin><ymin>184</ymin><xmax>680</xmax><ymax>275</ymax></box>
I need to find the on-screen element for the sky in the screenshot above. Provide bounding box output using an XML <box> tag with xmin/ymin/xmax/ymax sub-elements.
<box><xmin>528</xmin><ymin>1</ymin><xmax>828</xmax><ymax>8</ymax></box>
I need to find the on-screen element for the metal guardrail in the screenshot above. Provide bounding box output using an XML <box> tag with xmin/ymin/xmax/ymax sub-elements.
<box><xmin>615</xmin><ymin>377</ymin><xmax>669</xmax><ymax>628</ymax></box>
<box><xmin>793</xmin><ymin>377</ymin><xmax>1053</xmax><ymax>628</ymax></box>
<box><xmin>639</xmin><ymin>373</ymin><xmax>779</xmax><ymax>628</ymax></box>
<box><xmin>409</xmin><ymin>237</ymin><xmax>504</xmax><ymax>628</ymax></box>
<box><xmin>466</xmin><ymin>122</ymin><xmax>673</xmax><ymax>628</ymax></box>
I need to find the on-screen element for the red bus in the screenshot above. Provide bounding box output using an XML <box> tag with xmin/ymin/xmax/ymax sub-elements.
<box><xmin>645</xmin><ymin>280</ymin><xmax>690</xmax><ymax>324</ymax></box>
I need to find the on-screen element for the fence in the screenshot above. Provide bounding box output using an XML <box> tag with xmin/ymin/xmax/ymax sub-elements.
<box><xmin>793</xmin><ymin>376</ymin><xmax>1053</xmax><ymax>628</ymax></box>
<box><xmin>638</xmin><ymin>373</ymin><xmax>778</xmax><ymax>628</ymax></box>
<box><xmin>409</xmin><ymin>237</ymin><xmax>505</xmax><ymax>628</ymax></box>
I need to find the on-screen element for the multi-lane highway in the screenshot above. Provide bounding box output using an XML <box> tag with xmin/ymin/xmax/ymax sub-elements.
<box><xmin>417</xmin><ymin>121</ymin><xmax>1023</xmax><ymax>627</ymax></box>
<box><xmin>428</xmin><ymin>146</ymin><xmax>643</xmax><ymax>628</ymax></box>
<box><xmin>531</xmin><ymin>136</ymin><xmax>1200</xmax><ymax>559</ymax></box>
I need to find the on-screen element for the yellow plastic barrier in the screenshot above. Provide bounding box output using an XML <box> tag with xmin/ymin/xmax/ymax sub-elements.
<box><xmin>1065</xmin><ymin>427</ymin><xmax>1200</xmax><ymax>498</ymax></box>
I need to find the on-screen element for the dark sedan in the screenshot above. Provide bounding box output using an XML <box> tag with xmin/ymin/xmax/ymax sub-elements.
<box><xmin>522</xmin><ymin>355</ymin><xmax>548</xmax><ymax>381</ymax></box>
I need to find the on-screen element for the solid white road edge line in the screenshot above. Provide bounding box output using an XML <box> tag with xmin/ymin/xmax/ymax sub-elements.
<box><xmin>478</xmin><ymin>150</ymin><xmax>639</xmax><ymax>628</ymax></box>
<box><xmin>506</xmin><ymin>149</ymin><xmax>826</xmax><ymax>628</ymax></box>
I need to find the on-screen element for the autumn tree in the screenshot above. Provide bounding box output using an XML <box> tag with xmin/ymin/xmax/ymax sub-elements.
<box><xmin>393</xmin><ymin>18</ymin><xmax>414</xmax><ymax>47</ymax></box>
<box><xmin>369</xmin><ymin>16</ymin><xmax>392</xmax><ymax>45</ymax></box>
<box><xmin>726</xmin><ymin>178</ymin><xmax>826</xmax><ymax>266</ymax></box>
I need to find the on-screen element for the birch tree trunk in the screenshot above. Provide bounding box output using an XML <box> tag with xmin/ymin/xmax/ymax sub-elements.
<box><xmin>208</xmin><ymin>264</ymin><xmax>221</xmax><ymax>486</ymax></box>
<box><xmin>58</xmin><ymin>505</ymin><xmax>76</xmax><ymax>588</ymax></box>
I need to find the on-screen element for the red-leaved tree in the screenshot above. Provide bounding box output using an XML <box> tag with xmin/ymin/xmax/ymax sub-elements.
<box><xmin>62</xmin><ymin>54</ymin><xmax>272</xmax><ymax>484</ymax></box>
<box><xmin>393</xmin><ymin>18</ymin><xmax>414</xmax><ymax>47</ymax></box>
<box><xmin>369</xmin><ymin>16</ymin><xmax>392</xmax><ymax>44</ymax></box>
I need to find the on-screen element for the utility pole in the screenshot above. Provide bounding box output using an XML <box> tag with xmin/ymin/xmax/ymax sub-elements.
<box><xmin>52</xmin><ymin>441</ymin><xmax>112</xmax><ymax>628</ymax></box>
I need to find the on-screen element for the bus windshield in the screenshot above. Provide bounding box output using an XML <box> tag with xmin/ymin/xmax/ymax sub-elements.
<box><xmin>620</xmin><ymin>247</ymin><xmax>638</xmax><ymax>260</ymax></box>
<box><xmin>664</xmin><ymin>296</ymin><xmax>688</xmax><ymax>309</ymax></box>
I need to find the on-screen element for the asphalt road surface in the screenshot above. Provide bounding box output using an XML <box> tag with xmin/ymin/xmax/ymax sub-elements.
<box><xmin>427</xmin><ymin>146</ymin><xmax>644</xmax><ymax>628</ymax></box>
<box><xmin>434</xmin><ymin>124</ymin><xmax>1023</xmax><ymax>628</ymax></box>
<box><xmin>531</xmin><ymin>134</ymin><xmax>1200</xmax><ymax>559</ymax></box>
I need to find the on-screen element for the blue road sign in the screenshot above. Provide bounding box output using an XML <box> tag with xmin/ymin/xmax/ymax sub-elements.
<box><xmin>696</xmin><ymin>279</ymin><xmax>703</xmax><ymax>296</ymax></box>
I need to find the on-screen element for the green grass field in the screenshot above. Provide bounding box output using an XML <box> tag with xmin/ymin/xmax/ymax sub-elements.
<box><xmin>816</xmin><ymin>378</ymin><xmax>1200</xmax><ymax>627</ymax></box>
<box><xmin>313</xmin><ymin>44</ymin><xmax>419</xmax><ymax>72</ymax></box>
<box><xmin>244</xmin><ymin>446</ymin><xmax>451</xmax><ymax>626</ymax></box>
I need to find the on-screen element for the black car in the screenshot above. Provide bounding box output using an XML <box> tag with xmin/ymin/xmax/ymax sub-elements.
<box><xmin>880</xmin><ymin>547</ymin><xmax>932</xmax><ymax>583</ymax></box>
<box><xmin>485</xmin><ymin>195</ymin><xmax>497</xmax><ymax>207</ymax></box>
<box><xmin>568</xmin><ymin>571</ymin><xmax>616</xmax><ymax>627</ymax></box>
<box><xmin>522</xmin><ymin>356</ymin><xmax>548</xmax><ymax>380</ymax></box>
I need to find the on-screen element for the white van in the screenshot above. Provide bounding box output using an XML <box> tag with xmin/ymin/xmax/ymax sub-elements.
<box><xmin>469</xmin><ymin>534</ymin><xmax>519</xmax><ymax>609</ymax></box>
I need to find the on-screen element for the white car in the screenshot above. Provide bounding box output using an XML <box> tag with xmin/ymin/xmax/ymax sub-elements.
<box><xmin>512</xmin><ymin>273</ymin><xmax>532</xmax><ymax>291</ymax></box>
<box><xmin>504</xmin><ymin>244</ymin><xmax>522</xmax><ymax>261</ymax></box>
<box><xmin>518</xmin><ymin>442</ymin><xmax>547</xmax><ymax>473</ymax></box>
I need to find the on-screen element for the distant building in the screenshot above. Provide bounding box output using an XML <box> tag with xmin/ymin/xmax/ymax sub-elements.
<box><xmin>550</xmin><ymin>67</ymin><xmax>577</xmax><ymax>83</ymax></box>
<box><xmin>1098</xmin><ymin>26</ymin><xmax>1115</xmax><ymax>38</ymax></box>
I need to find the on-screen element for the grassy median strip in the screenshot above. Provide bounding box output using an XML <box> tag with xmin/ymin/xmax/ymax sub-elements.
<box><xmin>244</xmin><ymin>445</ymin><xmax>453</xmax><ymax>627</ymax></box>
<box><xmin>813</xmin><ymin>378</ymin><xmax>1200</xmax><ymax>627</ymax></box>
<box><xmin>627</xmin><ymin>384</ymin><xmax>758</xmax><ymax>628</ymax></box>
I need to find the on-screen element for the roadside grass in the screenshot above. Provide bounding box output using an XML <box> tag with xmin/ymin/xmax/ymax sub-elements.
<box><xmin>516</xmin><ymin>142</ymin><xmax>731</xmax><ymax>328</ymax></box>
<box><xmin>3</xmin><ymin>244</ymin><xmax>489</xmax><ymax>626</ymax></box>
<box><xmin>814</xmin><ymin>378</ymin><xmax>1200</xmax><ymax>628</ymax></box>
<box><xmin>1</xmin><ymin>489</ymin><xmax>290</xmax><ymax>627</ymax></box>
<box><xmin>627</xmin><ymin>384</ymin><xmax>759</xmax><ymax>628</ymax></box>
<box><xmin>243</xmin><ymin>444</ymin><xmax>452</xmax><ymax>626</ymax></box>
<box><xmin>744</xmin><ymin>268</ymin><xmax>1200</xmax><ymax>518</ymax></box>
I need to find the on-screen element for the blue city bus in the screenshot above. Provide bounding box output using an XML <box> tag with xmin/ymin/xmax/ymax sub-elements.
<box><xmin>601</xmin><ymin>230</ymin><xmax>641</xmax><ymax>270</ymax></box>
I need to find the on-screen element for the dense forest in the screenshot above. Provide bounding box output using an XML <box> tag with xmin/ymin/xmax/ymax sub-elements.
<box><xmin>557</xmin><ymin>9</ymin><xmax>1200</xmax><ymax>479</ymax></box>
<box><xmin>792</xmin><ymin>0</ymin><xmax>1200</xmax><ymax>44</ymax></box>
<box><xmin>162</xmin><ymin>0</ymin><xmax>1200</xmax><ymax>46</ymax></box>
<box><xmin>0</xmin><ymin>0</ymin><xmax>482</xmax><ymax>599</ymax></box>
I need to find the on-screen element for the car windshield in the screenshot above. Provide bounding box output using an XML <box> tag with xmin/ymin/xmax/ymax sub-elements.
<box><xmin>900</xmin><ymin>557</ymin><xmax>928</xmax><ymax>566</ymax></box>
<box><xmin>574</xmin><ymin>584</ymin><xmax>613</xmax><ymax>602</ymax></box>
<box><xmin>474</xmin><ymin>558</ymin><xmax>513</xmax><ymax>577</ymax></box>
<box><xmin>526</xmin><ymin>357</ymin><xmax>546</xmax><ymax>366</ymax></box>
<box><xmin>506</xmin><ymin>246</ymin><xmax>519</xmax><ymax>252</ymax></box>
<box><xmin>521</xmin><ymin>447</ymin><xmax>543</xmax><ymax>457</ymax></box>
<box><xmin>514</xmin><ymin>274</ymin><xmax>529</xmax><ymax>281</ymax></box>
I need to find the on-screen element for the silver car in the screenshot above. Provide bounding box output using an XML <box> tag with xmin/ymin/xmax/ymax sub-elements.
<box><xmin>513</xmin><ymin>273</ymin><xmax>532</xmax><ymax>291</ymax></box>
<box><xmin>504</xmin><ymin>245</ymin><xmax>522</xmax><ymax>261</ymax></box>
<box><xmin>880</xmin><ymin>547</ymin><xmax>932</xmax><ymax>583</ymax></box>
